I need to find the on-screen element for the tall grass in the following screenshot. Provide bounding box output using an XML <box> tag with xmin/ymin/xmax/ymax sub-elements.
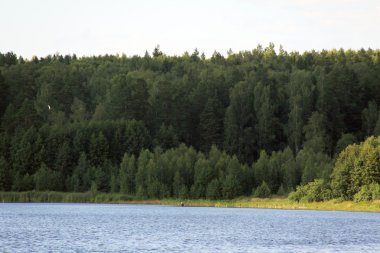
<box><xmin>0</xmin><ymin>191</ymin><xmax>136</xmax><ymax>203</ymax></box>
<box><xmin>1</xmin><ymin>192</ymin><xmax>379</xmax><ymax>212</ymax></box>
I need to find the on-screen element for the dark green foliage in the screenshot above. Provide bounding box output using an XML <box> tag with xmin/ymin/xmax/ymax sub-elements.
<box><xmin>153</xmin><ymin>124</ymin><xmax>179</xmax><ymax>149</ymax></box>
<box><xmin>286</xmin><ymin>70</ymin><xmax>314</xmax><ymax>153</ymax></box>
<box><xmin>200</xmin><ymin>95</ymin><xmax>224</xmax><ymax>151</ymax></box>
<box><xmin>362</xmin><ymin>101</ymin><xmax>378</xmax><ymax>137</ymax></box>
<box><xmin>0</xmin><ymin>71</ymin><xmax>8</xmax><ymax>118</ymax></box>
<box><xmin>335</xmin><ymin>133</ymin><xmax>357</xmax><ymax>155</ymax></box>
<box><xmin>1</xmin><ymin>47</ymin><xmax>380</xmax><ymax>201</ymax></box>
<box><xmin>34</xmin><ymin>163</ymin><xmax>63</xmax><ymax>191</ymax></box>
<box><xmin>253</xmin><ymin>181</ymin><xmax>271</xmax><ymax>198</ymax></box>
<box><xmin>119</xmin><ymin>153</ymin><xmax>136</xmax><ymax>194</ymax></box>
<box><xmin>12</xmin><ymin>173</ymin><xmax>34</xmax><ymax>191</ymax></box>
<box><xmin>224</xmin><ymin>81</ymin><xmax>256</xmax><ymax>163</ymax></box>
<box><xmin>276</xmin><ymin>184</ymin><xmax>286</xmax><ymax>196</ymax></box>
<box><xmin>222</xmin><ymin>175</ymin><xmax>241</xmax><ymax>199</ymax></box>
<box><xmin>0</xmin><ymin>156</ymin><xmax>11</xmax><ymax>191</ymax></box>
<box><xmin>206</xmin><ymin>179</ymin><xmax>221</xmax><ymax>199</ymax></box>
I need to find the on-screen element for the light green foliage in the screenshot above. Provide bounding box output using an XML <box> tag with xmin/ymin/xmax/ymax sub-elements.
<box><xmin>288</xmin><ymin>179</ymin><xmax>331</xmax><ymax>202</ymax></box>
<box><xmin>353</xmin><ymin>184</ymin><xmax>380</xmax><ymax>202</ymax></box>
<box><xmin>331</xmin><ymin>136</ymin><xmax>380</xmax><ymax>200</ymax></box>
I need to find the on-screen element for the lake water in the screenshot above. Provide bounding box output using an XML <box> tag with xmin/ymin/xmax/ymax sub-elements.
<box><xmin>0</xmin><ymin>203</ymin><xmax>379</xmax><ymax>252</ymax></box>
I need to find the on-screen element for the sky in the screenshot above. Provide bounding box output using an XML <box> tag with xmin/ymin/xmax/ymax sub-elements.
<box><xmin>1</xmin><ymin>0</ymin><xmax>380</xmax><ymax>58</ymax></box>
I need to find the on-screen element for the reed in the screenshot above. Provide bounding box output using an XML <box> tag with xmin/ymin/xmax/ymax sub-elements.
<box><xmin>1</xmin><ymin>192</ymin><xmax>379</xmax><ymax>212</ymax></box>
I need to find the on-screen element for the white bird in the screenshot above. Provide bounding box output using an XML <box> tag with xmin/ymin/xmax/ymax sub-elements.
<box><xmin>48</xmin><ymin>104</ymin><xmax>51</xmax><ymax>110</ymax></box>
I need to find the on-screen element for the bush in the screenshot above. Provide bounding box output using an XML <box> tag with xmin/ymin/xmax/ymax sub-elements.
<box><xmin>253</xmin><ymin>181</ymin><xmax>271</xmax><ymax>198</ymax></box>
<box><xmin>331</xmin><ymin>136</ymin><xmax>380</xmax><ymax>200</ymax></box>
<box><xmin>276</xmin><ymin>184</ymin><xmax>286</xmax><ymax>196</ymax></box>
<box><xmin>288</xmin><ymin>179</ymin><xmax>331</xmax><ymax>203</ymax></box>
<box><xmin>354</xmin><ymin>184</ymin><xmax>380</xmax><ymax>202</ymax></box>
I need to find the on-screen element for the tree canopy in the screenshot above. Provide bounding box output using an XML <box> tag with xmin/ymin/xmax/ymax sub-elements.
<box><xmin>1</xmin><ymin>46</ymin><xmax>380</xmax><ymax>199</ymax></box>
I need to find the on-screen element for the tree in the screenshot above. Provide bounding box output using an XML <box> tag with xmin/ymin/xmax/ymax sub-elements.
<box><xmin>153</xmin><ymin>123</ymin><xmax>179</xmax><ymax>149</ymax></box>
<box><xmin>286</xmin><ymin>70</ymin><xmax>314</xmax><ymax>153</ymax></box>
<box><xmin>335</xmin><ymin>133</ymin><xmax>357</xmax><ymax>155</ymax></box>
<box><xmin>136</xmin><ymin>149</ymin><xmax>152</xmax><ymax>197</ymax></box>
<box><xmin>89</xmin><ymin>132</ymin><xmax>109</xmax><ymax>166</ymax></box>
<box><xmin>254</xmin><ymin>82</ymin><xmax>277</xmax><ymax>152</ymax></box>
<box><xmin>55</xmin><ymin>140</ymin><xmax>73</xmax><ymax>181</ymax></box>
<box><xmin>34</xmin><ymin>163</ymin><xmax>63</xmax><ymax>191</ymax></box>
<box><xmin>124</xmin><ymin>120</ymin><xmax>150</xmax><ymax>155</ymax></box>
<box><xmin>375</xmin><ymin>114</ymin><xmax>380</xmax><ymax>136</ymax></box>
<box><xmin>303</xmin><ymin>112</ymin><xmax>328</xmax><ymax>154</ymax></box>
<box><xmin>281</xmin><ymin>147</ymin><xmax>297</xmax><ymax>192</ymax></box>
<box><xmin>70</xmin><ymin>98</ymin><xmax>87</xmax><ymax>122</ymax></box>
<box><xmin>362</xmin><ymin>101</ymin><xmax>378</xmax><ymax>137</ymax></box>
<box><xmin>253</xmin><ymin>150</ymin><xmax>270</xmax><ymax>188</ymax></box>
<box><xmin>224</xmin><ymin>81</ymin><xmax>256</xmax><ymax>163</ymax></box>
<box><xmin>108</xmin><ymin>75</ymin><xmax>149</xmax><ymax>121</ymax></box>
<box><xmin>253</xmin><ymin>181</ymin><xmax>271</xmax><ymax>198</ymax></box>
<box><xmin>120</xmin><ymin>153</ymin><xmax>136</xmax><ymax>194</ymax></box>
<box><xmin>0</xmin><ymin>156</ymin><xmax>11</xmax><ymax>191</ymax></box>
<box><xmin>0</xmin><ymin>70</ymin><xmax>8</xmax><ymax>118</ymax></box>
<box><xmin>200</xmin><ymin>94</ymin><xmax>224</xmax><ymax>151</ymax></box>
<box><xmin>331</xmin><ymin>136</ymin><xmax>380</xmax><ymax>200</ymax></box>
<box><xmin>192</xmin><ymin>155</ymin><xmax>212</xmax><ymax>198</ymax></box>
<box><xmin>172</xmin><ymin>171</ymin><xmax>185</xmax><ymax>198</ymax></box>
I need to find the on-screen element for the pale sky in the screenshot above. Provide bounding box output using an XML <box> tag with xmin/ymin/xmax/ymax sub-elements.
<box><xmin>1</xmin><ymin>0</ymin><xmax>380</xmax><ymax>58</ymax></box>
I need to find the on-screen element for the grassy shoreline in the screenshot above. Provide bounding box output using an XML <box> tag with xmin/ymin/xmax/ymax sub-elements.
<box><xmin>1</xmin><ymin>191</ymin><xmax>379</xmax><ymax>212</ymax></box>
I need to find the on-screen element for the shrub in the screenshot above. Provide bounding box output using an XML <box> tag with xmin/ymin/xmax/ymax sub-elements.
<box><xmin>253</xmin><ymin>181</ymin><xmax>271</xmax><ymax>198</ymax></box>
<box><xmin>354</xmin><ymin>184</ymin><xmax>380</xmax><ymax>202</ymax></box>
<box><xmin>288</xmin><ymin>179</ymin><xmax>331</xmax><ymax>202</ymax></box>
<box><xmin>331</xmin><ymin>136</ymin><xmax>380</xmax><ymax>200</ymax></box>
<box><xmin>276</xmin><ymin>184</ymin><xmax>286</xmax><ymax>196</ymax></box>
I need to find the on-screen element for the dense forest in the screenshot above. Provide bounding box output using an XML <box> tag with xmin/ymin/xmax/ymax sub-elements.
<box><xmin>0</xmin><ymin>45</ymin><xmax>380</xmax><ymax>200</ymax></box>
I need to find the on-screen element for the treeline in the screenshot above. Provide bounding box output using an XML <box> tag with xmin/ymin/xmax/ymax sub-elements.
<box><xmin>290</xmin><ymin>136</ymin><xmax>380</xmax><ymax>202</ymax></box>
<box><xmin>0</xmin><ymin>45</ymin><xmax>380</xmax><ymax>198</ymax></box>
<box><xmin>0</xmin><ymin>118</ymin><xmax>297</xmax><ymax>199</ymax></box>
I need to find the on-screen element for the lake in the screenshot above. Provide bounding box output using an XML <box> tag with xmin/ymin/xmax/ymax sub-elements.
<box><xmin>0</xmin><ymin>203</ymin><xmax>379</xmax><ymax>252</ymax></box>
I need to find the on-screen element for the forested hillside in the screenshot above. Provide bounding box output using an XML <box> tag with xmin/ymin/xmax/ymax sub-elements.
<box><xmin>0</xmin><ymin>45</ymin><xmax>380</xmax><ymax>199</ymax></box>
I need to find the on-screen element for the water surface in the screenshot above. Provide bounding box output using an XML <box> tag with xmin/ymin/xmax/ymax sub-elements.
<box><xmin>0</xmin><ymin>203</ymin><xmax>379</xmax><ymax>252</ymax></box>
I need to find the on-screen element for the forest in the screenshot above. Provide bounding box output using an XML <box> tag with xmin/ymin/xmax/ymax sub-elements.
<box><xmin>0</xmin><ymin>44</ymin><xmax>380</xmax><ymax>201</ymax></box>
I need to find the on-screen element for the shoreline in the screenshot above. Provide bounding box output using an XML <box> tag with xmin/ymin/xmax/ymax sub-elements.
<box><xmin>1</xmin><ymin>191</ymin><xmax>379</xmax><ymax>213</ymax></box>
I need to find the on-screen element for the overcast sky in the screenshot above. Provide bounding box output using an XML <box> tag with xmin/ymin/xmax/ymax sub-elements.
<box><xmin>1</xmin><ymin>0</ymin><xmax>380</xmax><ymax>58</ymax></box>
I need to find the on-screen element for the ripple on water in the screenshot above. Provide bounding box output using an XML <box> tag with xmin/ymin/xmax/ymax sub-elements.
<box><xmin>0</xmin><ymin>204</ymin><xmax>380</xmax><ymax>253</ymax></box>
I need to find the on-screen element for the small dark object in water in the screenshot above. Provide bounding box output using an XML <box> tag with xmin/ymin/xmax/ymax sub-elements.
<box><xmin>180</xmin><ymin>202</ymin><xmax>184</xmax><ymax>207</ymax></box>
